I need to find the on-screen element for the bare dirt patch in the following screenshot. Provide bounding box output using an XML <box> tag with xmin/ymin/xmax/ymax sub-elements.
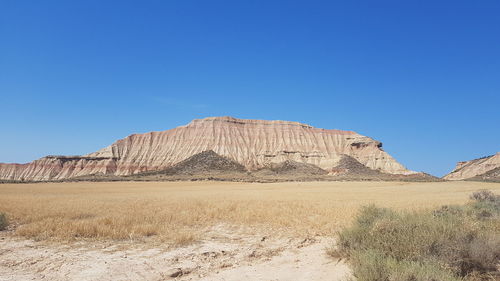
<box><xmin>0</xmin><ymin>225</ymin><xmax>350</xmax><ymax>281</ymax></box>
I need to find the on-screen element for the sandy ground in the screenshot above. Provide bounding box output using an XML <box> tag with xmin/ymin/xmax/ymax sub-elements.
<box><xmin>0</xmin><ymin>225</ymin><xmax>350</xmax><ymax>281</ymax></box>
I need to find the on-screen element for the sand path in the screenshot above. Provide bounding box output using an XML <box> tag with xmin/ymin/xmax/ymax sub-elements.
<box><xmin>0</xmin><ymin>227</ymin><xmax>350</xmax><ymax>281</ymax></box>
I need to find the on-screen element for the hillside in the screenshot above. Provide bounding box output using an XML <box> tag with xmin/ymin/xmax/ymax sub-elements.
<box><xmin>444</xmin><ymin>152</ymin><xmax>500</xmax><ymax>181</ymax></box>
<box><xmin>0</xmin><ymin>116</ymin><xmax>415</xmax><ymax>181</ymax></box>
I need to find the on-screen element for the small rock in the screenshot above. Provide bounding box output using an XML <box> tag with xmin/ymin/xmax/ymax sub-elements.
<box><xmin>168</xmin><ymin>268</ymin><xmax>183</xmax><ymax>278</ymax></box>
<box><xmin>167</xmin><ymin>268</ymin><xmax>192</xmax><ymax>278</ymax></box>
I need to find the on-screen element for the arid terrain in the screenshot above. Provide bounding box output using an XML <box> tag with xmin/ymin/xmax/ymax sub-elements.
<box><xmin>445</xmin><ymin>152</ymin><xmax>500</xmax><ymax>182</ymax></box>
<box><xmin>1</xmin><ymin>180</ymin><xmax>499</xmax><ymax>281</ymax></box>
<box><xmin>3</xmin><ymin>0</ymin><xmax>500</xmax><ymax>279</ymax></box>
<box><xmin>0</xmin><ymin>117</ymin><xmax>417</xmax><ymax>182</ymax></box>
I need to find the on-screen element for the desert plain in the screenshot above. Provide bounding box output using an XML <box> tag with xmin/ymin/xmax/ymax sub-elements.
<box><xmin>0</xmin><ymin>180</ymin><xmax>499</xmax><ymax>281</ymax></box>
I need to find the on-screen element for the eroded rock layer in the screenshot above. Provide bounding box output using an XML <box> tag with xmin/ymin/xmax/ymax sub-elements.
<box><xmin>444</xmin><ymin>152</ymin><xmax>500</xmax><ymax>181</ymax></box>
<box><xmin>0</xmin><ymin>116</ymin><xmax>414</xmax><ymax>181</ymax></box>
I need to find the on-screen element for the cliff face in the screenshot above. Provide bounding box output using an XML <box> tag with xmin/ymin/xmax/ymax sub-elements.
<box><xmin>0</xmin><ymin>116</ymin><xmax>415</xmax><ymax>181</ymax></box>
<box><xmin>444</xmin><ymin>152</ymin><xmax>500</xmax><ymax>180</ymax></box>
<box><xmin>0</xmin><ymin>156</ymin><xmax>118</xmax><ymax>182</ymax></box>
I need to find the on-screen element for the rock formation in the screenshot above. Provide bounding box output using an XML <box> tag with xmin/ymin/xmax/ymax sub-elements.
<box><xmin>444</xmin><ymin>152</ymin><xmax>500</xmax><ymax>181</ymax></box>
<box><xmin>0</xmin><ymin>156</ymin><xmax>118</xmax><ymax>182</ymax></box>
<box><xmin>329</xmin><ymin>155</ymin><xmax>384</xmax><ymax>177</ymax></box>
<box><xmin>148</xmin><ymin>150</ymin><xmax>247</xmax><ymax>176</ymax></box>
<box><xmin>253</xmin><ymin>160</ymin><xmax>329</xmax><ymax>177</ymax></box>
<box><xmin>0</xmin><ymin>116</ymin><xmax>415</xmax><ymax>181</ymax></box>
<box><xmin>468</xmin><ymin>167</ymin><xmax>500</xmax><ymax>182</ymax></box>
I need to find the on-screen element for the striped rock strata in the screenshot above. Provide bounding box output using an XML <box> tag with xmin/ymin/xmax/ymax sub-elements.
<box><xmin>444</xmin><ymin>152</ymin><xmax>500</xmax><ymax>180</ymax></box>
<box><xmin>0</xmin><ymin>116</ymin><xmax>415</xmax><ymax>181</ymax></box>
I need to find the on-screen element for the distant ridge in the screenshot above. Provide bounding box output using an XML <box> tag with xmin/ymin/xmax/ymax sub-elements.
<box><xmin>444</xmin><ymin>152</ymin><xmax>500</xmax><ymax>181</ymax></box>
<box><xmin>0</xmin><ymin>116</ymin><xmax>416</xmax><ymax>181</ymax></box>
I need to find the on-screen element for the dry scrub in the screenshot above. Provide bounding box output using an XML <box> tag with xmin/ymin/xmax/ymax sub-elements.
<box><xmin>0</xmin><ymin>181</ymin><xmax>499</xmax><ymax>245</ymax></box>
<box><xmin>0</xmin><ymin>213</ymin><xmax>7</xmax><ymax>230</ymax></box>
<box><xmin>331</xmin><ymin>190</ymin><xmax>500</xmax><ymax>281</ymax></box>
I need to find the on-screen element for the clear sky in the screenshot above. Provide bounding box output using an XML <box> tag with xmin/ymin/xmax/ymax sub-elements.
<box><xmin>1</xmin><ymin>0</ymin><xmax>499</xmax><ymax>177</ymax></box>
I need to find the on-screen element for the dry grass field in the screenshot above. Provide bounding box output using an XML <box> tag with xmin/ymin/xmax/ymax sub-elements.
<box><xmin>1</xmin><ymin>181</ymin><xmax>500</xmax><ymax>281</ymax></box>
<box><xmin>0</xmin><ymin>181</ymin><xmax>499</xmax><ymax>245</ymax></box>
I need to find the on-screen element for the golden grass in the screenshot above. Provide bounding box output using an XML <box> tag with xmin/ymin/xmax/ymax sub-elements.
<box><xmin>0</xmin><ymin>181</ymin><xmax>499</xmax><ymax>244</ymax></box>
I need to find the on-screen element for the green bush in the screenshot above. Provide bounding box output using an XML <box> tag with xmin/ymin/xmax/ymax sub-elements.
<box><xmin>333</xmin><ymin>191</ymin><xmax>500</xmax><ymax>281</ymax></box>
<box><xmin>0</xmin><ymin>213</ymin><xmax>7</xmax><ymax>231</ymax></box>
<box><xmin>469</xmin><ymin>190</ymin><xmax>500</xmax><ymax>220</ymax></box>
<box><xmin>350</xmin><ymin>249</ymin><xmax>462</xmax><ymax>281</ymax></box>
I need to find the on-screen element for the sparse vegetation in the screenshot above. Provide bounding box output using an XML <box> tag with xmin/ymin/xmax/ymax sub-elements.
<box><xmin>0</xmin><ymin>181</ymin><xmax>498</xmax><ymax>245</ymax></box>
<box><xmin>332</xmin><ymin>190</ymin><xmax>500</xmax><ymax>281</ymax></box>
<box><xmin>0</xmin><ymin>213</ymin><xmax>7</xmax><ymax>231</ymax></box>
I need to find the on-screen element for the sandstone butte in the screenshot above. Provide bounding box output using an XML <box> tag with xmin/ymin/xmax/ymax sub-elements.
<box><xmin>0</xmin><ymin>116</ymin><xmax>416</xmax><ymax>181</ymax></box>
<box><xmin>444</xmin><ymin>152</ymin><xmax>500</xmax><ymax>180</ymax></box>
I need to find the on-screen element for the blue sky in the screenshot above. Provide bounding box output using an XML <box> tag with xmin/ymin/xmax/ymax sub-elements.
<box><xmin>1</xmin><ymin>0</ymin><xmax>499</xmax><ymax>177</ymax></box>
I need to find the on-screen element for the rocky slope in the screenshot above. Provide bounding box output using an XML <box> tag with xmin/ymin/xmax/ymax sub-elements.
<box><xmin>444</xmin><ymin>152</ymin><xmax>500</xmax><ymax>181</ymax></box>
<box><xmin>0</xmin><ymin>116</ymin><xmax>415</xmax><ymax>181</ymax></box>
<box><xmin>143</xmin><ymin>150</ymin><xmax>247</xmax><ymax>176</ymax></box>
<box><xmin>253</xmin><ymin>160</ymin><xmax>329</xmax><ymax>177</ymax></box>
<box><xmin>328</xmin><ymin>155</ymin><xmax>440</xmax><ymax>182</ymax></box>
<box><xmin>329</xmin><ymin>155</ymin><xmax>383</xmax><ymax>177</ymax></box>
<box><xmin>468</xmin><ymin>167</ymin><xmax>500</xmax><ymax>182</ymax></box>
<box><xmin>0</xmin><ymin>156</ymin><xmax>118</xmax><ymax>182</ymax></box>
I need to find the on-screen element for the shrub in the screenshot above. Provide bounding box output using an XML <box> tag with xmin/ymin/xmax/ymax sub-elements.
<box><xmin>350</xmin><ymin>249</ymin><xmax>462</xmax><ymax>281</ymax></box>
<box><xmin>470</xmin><ymin>190</ymin><xmax>499</xmax><ymax>202</ymax></box>
<box><xmin>333</xmin><ymin>191</ymin><xmax>500</xmax><ymax>281</ymax></box>
<box><xmin>469</xmin><ymin>190</ymin><xmax>500</xmax><ymax>220</ymax></box>
<box><xmin>0</xmin><ymin>213</ymin><xmax>7</xmax><ymax>231</ymax></box>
